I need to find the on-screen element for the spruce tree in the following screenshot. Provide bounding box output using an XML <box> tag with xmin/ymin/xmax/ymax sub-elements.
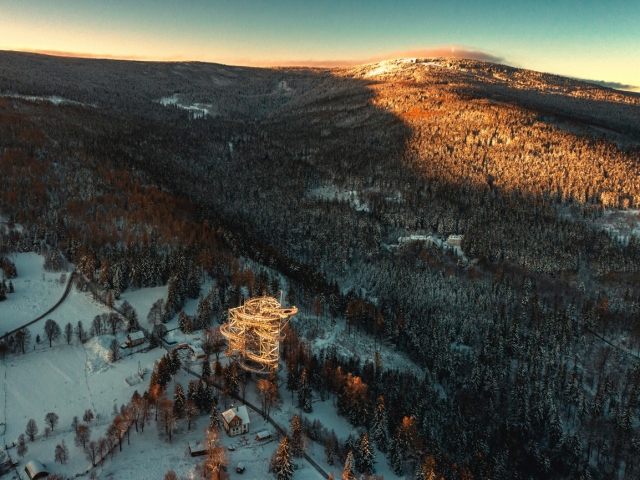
<box><xmin>390</xmin><ymin>434</ymin><xmax>404</xmax><ymax>476</ymax></box>
<box><xmin>342</xmin><ymin>450</ymin><xmax>356</xmax><ymax>480</ymax></box>
<box><xmin>209</xmin><ymin>403</ymin><xmax>221</xmax><ymax>434</ymax></box>
<box><xmin>187</xmin><ymin>380</ymin><xmax>197</xmax><ymax>402</ymax></box>
<box><xmin>414</xmin><ymin>455</ymin><xmax>437</xmax><ymax>480</ymax></box>
<box><xmin>173</xmin><ymin>383</ymin><xmax>186</xmax><ymax>418</ymax></box>
<box><xmin>201</xmin><ymin>358</ymin><xmax>212</xmax><ymax>383</ymax></box>
<box><xmin>356</xmin><ymin>433</ymin><xmax>375</xmax><ymax>474</ymax></box>
<box><xmin>297</xmin><ymin>368</ymin><xmax>312</xmax><ymax>413</ymax></box>
<box><xmin>272</xmin><ymin>436</ymin><xmax>293</xmax><ymax>480</ymax></box>
<box><xmin>372</xmin><ymin>395</ymin><xmax>389</xmax><ymax>452</ymax></box>
<box><xmin>286</xmin><ymin>354</ymin><xmax>298</xmax><ymax>401</ymax></box>
<box><xmin>290</xmin><ymin>414</ymin><xmax>304</xmax><ymax>457</ymax></box>
<box><xmin>202</xmin><ymin>384</ymin><xmax>214</xmax><ymax>411</ymax></box>
<box><xmin>196</xmin><ymin>380</ymin><xmax>208</xmax><ymax>411</ymax></box>
<box><xmin>170</xmin><ymin>349</ymin><xmax>181</xmax><ymax>375</ymax></box>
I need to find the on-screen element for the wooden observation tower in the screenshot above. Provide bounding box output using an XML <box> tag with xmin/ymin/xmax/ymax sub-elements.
<box><xmin>221</xmin><ymin>296</ymin><xmax>298</xmax><ymax>374</ymax></box>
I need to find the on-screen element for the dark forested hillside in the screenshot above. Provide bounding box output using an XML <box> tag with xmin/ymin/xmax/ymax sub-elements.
<box><xmin>1</xmin><ymin>52</ymin><xmax>640</xmax><ymax>479</ymax></box>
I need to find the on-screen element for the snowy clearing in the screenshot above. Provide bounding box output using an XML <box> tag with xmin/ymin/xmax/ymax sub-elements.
<box><xmin>158</xmin><ymin>94</ymin><xmax>214</xmax><ymax>118</ymax></box>
<box><xmin>0</xmin><ymin>93</ymin><xmax>90</xmax><ymax>107</ymax></box>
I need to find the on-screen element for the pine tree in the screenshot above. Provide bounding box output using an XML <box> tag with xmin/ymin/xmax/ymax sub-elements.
<box><xmin>342</xmin><ymin>450</ymin><xmax>356</xmax><ymax>480</ymax></box>
<box><xmin>356</xmin><ymin>433</ymin><xmax>375</xmax><ymax>474</ymax></box>
<box><xmin>178</xmin><ymin>311</ymin><xmax>189</xmax><ymax>333</ymax></box>
<box><xmin>272</xmin><ymin>436</ymin><xmax>293</xmax><ymax>480</ymax></box>
<box><xmin>187</xmin><ymin>268</ymin><xmax>201</xmax><ymax>300</ymax></box>
<box><xmin>169</xmin><ymin>349</ymin><xmax>181</xmax><ymax>375</ymax></box>
<box><xmin>209</xmin><ymin>403</ymin><xmax>221</xmax><ymax>434</ymax></box>
<box><xmin>187</xmin><ymin>380</ymin><xmax>197</xmax><ymax>403</ymax></box>
<box><xmin>126</xmin><ymin>309</ymin><xmax>140</xmax><ymax>333</ymax></box>
<box><xmin>298</xmin><ymin>368</ymin><xmax>312</xmax><ymax>413</ymax></box>
<box><xmin>290</xmin><ymin>414</ymin><xmax>304</xmax><ymax>457</ymax></box>
<box><xmin>372</xmin><ymin>395</ymin><xmax>389</xmax><ymax>452</ymax></box>
<box><xmin>390</xmin><ymin>434</ymin><xmax>404</xmax><ymax>476</ymax></box>
<box><xmin>202</xmin><ymin>384</ymin><xmax>214</xmax><ymax>412</ymax></box>
<box><xmin>286</xmin><ymin>354</ymin><xmax>298</xmax><ymax>401</ymax></box>
<box><xmin>195</xmin><ymin>379</ymin><xmax>209</xmax><ymax>411</ymax></box>
<box><xmin>173</xmin><ymin>383</ymin><xmax>186</xmax><ymax>418</ymax></box>
<box><xmin>414</xmin><ymin>455</ymin><xmax>437</xmax><ymax>480</ymax></box>
<box><xmin>201</xmin><ymin>358</ymin><xmax>212</xmax><ymax>383</ymax></box>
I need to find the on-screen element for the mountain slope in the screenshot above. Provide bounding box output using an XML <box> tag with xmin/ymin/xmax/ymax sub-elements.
<box><xmin>2</xmin><ymin>52</ymin><xmax>640</xmax><ymax>479</ymax></box>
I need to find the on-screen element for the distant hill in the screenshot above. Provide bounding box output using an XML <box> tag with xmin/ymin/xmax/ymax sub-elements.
<box><xmin>1</xmin><ymin>50</ymin><xmax>640</xmax><ymax>479</ymax></box>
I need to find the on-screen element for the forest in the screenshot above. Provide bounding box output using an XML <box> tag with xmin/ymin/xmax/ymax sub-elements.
<box><xmin>1</xmin><ymin>51</ymin><xmax>640</xmax><ymax>479</ymax></box>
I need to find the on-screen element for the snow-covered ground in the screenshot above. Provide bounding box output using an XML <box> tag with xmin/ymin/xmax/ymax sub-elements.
<box><xmin>0</xmin><ymin>253</ymin><xmax>68</xmax><ymax>334</ymax></box>
<box><xmin>0</xmin><ymin>251</ymin><xmax>403</xmax><ymax>479</ymax></box>
<box><xmin>158</xmin><ymin>94</ymin><xmax>214</xmax><ymax>119</ymax></box>
<box><xmin>307</xmin><ymin>184</ymin><xmax>370</xmax><ymax>212</ymax></box>
<box><xmin>0</xmin><ymin>93</ymin><xmax>90</xmax><ymax>107</ymax></box>
<box><xmin>596</xmin><ymin>209</ymin><xmax>640</xmax><ymax>243</ymax></box>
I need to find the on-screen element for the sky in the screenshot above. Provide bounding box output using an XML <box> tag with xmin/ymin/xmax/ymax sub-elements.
<box><xmin>1</xmin><ymin>0</ymin><xmax>639</xmax><ymax>90</ymax></box>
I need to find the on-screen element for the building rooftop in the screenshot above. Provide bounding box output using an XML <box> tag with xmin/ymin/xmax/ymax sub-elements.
<box><xmin>222</xmin><ymin>405</ymin><xmax>250</xmax><ymax>425</ymax></box>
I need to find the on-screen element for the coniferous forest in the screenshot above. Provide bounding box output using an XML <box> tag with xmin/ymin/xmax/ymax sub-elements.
<box><xmin>1</xmin><ymin>52</ymin><xmax>640</xmax><ymax>479</ymax></box>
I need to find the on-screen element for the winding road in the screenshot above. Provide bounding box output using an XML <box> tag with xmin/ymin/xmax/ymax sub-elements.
<box><xmin>0</xmin><ymin>270</ymin><xmax>77</xmax><ymax>341</ymax></box>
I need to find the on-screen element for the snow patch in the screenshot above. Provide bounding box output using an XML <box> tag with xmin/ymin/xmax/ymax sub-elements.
<box><xmin>1</xmin><ymin>93</ymin><xmax>90</xmax><ymax>106</ymax></box>
<box><xmin>157</xmin><ymin>94</ymin><xmax>213</xmax><ymax>118</ymax></box>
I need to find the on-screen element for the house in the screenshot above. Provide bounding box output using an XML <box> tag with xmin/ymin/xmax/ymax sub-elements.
<box><xmin>222</xmin><ymin>405</ymin><xmax>250</xmax><ymax>436</ymax></box>
<box><xmin>236</xmin><ymin>462</ymin><xmax>246</xmax><ymax>473</ymax></box>
<box><xmin>446</xmin><ymin>234</ymin><xmax>464</xmax><ymax>246</ymax></box>
<box><xmin>24</xmin><ymin>460</ymin><xmax>49</xmax><ymax>480</ymax></box>
<box><xmin>188</xmin><ymin>440</ymin><xmax>208</xmax><ymax>457</ymax></box>
<box><xmin>188</xmin><ymin>344</ymin><xmax>206</xmax><ymax>359</ymax></box>
<box><xmin>255</xmin><ymin>429</ymin><xmax>272</xmax><ymax>441</ymax></box>
<box><xmin>125</xmin><ymin>331</ymin><xmax>145</xmax><ymax>348</ymax></box>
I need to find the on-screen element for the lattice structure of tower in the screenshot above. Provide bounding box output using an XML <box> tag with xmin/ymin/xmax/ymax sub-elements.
<box><xmin>220</xmin><ymin>296</ymin><xmax>298</xmax><ymax>374</ymax></box>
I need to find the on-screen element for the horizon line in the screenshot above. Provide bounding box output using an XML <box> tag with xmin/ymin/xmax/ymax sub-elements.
<box><xmin>2</xmin><ymin>47</ymin><xmax>638</xmax><ymax>92</ymax></box>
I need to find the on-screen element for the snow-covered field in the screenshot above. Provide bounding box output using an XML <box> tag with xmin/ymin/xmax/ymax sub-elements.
<box><xmin>158</xmin><ymin>94</ymin><xmax>214</xmax><ymax>119</ymax></box>
<box><xmin>0</xmin><ymin>93</ymin><xmax>89</xmax><ymax>106</ymax></box>
<box><xmin>0</xmin><ymin>252</ymin><xmax>403</xmax><ymax>479</ymax></box>
<box><xmin>0</xmin><ymin>253</ymin><xmax>70</xmax><ymax>336</ymax></box>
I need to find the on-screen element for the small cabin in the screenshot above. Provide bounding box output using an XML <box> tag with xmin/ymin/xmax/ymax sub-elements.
<box><xmin>255</xmin><ymin>429</ymin><xmax>272</xmax><ymax>441</ymax></box>
<box><xmin>446</xmin><ymin>234</ymin><xmax>464</xmax><ymax>246</ymax></box>
<box><xmin>188</xmin><ymin>344</ymin><xmax>206</xmax><ymax>359</ymax></box>
<box><xmin>222</xmin><ymin>405</ymin><xmax>250</xmax><ymax>436</ymax></box>
<box><xmin>188</xmin><ymin>440</ymin><xmax>208</xmax><ymax>457</ymax></box>
<box><xmin>24</xmin><ymin>460</ymin><xmax>49</xmax><ymax>480</ymax></box>
<box><xmin>236</xmin><ymin>462</ymin><xmax>245</xmax><ymax>473</ymax></box>
<box><xmin>125</xmin><ymin>331</ymin><xmax>145</xmax><ymax>348</ymax></box>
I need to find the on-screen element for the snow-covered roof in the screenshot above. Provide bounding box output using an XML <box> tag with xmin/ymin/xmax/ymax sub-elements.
<box><xmin>255</xmin><ymin>429</ymin><xmax>272</xmax><ymax>440</ymax></box>
<box><xmin>189</xmin><ymin>441</ymin><xmax>208</xmax><ymax>453</ymax></box>
<box><xmin>128</xmin><ymin>331</ymin><xmax>145</xmax><ymax>341</ymax></box>
<box><xmin>189</xmin><ymin>345</ymin><xmax>205</xmax><ymax>357</ymax></box>
<box><xmin>25</xmin><ymin>460</ymin><xmax>48</xmax><ymax>479</ymax></box>
<box><xmin>222</xmin><ymin>405</ymin><xmax>250</xmax><ymax>425</ymax></box>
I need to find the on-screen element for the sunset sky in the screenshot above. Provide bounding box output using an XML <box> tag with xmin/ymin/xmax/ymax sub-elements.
<box><xmin>1</xmin><ymin>0</ymin><xmax>639</xmax><ymax>90</ymax></box>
